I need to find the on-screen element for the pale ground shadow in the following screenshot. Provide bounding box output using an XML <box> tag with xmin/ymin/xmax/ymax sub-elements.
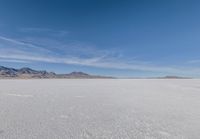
<box><xmin>0</xmin><ymin>130</ymin><xmax>4</xmax><ymax>134</ymax></box>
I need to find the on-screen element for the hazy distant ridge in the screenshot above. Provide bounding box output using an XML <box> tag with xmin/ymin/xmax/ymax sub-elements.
<box><xmin>0</xmin><ymin>66</ymin><xmax>112</xmax><ymax>79</ymax></box>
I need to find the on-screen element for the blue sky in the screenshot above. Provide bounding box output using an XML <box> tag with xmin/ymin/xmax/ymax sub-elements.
<box><xmin>0</xmin><ymin>0</ymin><xmax>200</xmax><ymax>77</ymax></box>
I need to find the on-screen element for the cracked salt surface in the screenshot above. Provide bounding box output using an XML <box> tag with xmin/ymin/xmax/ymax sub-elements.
<box><xmin>0</xmin><ymin>79</ymin><xmax>200</xmax><ymax>139</ymax></box>
<box><xmin>0</xmin><ymin>130</ymin><xmax>4</xmax><ymax>134</ymax></box>
<box><xmin>74</xmin><ymin>95</ymin><xmax>85</xmax><ymax>98</ymax></box>
<box><xmin>6</xmin><ymin>93</ymin><xmax>33</xmax><ymax>98</ymax></box>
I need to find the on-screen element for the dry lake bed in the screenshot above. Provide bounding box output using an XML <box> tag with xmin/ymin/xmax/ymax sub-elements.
<box><xmin>0</xmin><ymin>79</ymin><xmax>200</xmax><ymax>139</ymax></box>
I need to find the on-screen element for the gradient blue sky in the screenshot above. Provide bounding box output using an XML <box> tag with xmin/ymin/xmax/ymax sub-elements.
<box><xmin>0</xmin><ymin>0</ymin><xmax>200</xmax><ymax>77</ymax></box>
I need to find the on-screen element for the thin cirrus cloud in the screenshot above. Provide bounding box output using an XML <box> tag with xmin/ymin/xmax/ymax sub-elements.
<box><xmin>20</xmin><ymin>27</ymin><xmax>69</xmax><ymax>37</ymax></box>
<box><xmin>0</xmin><ymin>34</ymin><xmax>199</xmax><ymax>76</ymax></box>
<box><xmin>187</xmin><ymin>60</ymin><xmax>200</xmax><ymax>64</ymax></box>
<box><xmin>0</xmin><ymin>35</ymin><xmax>52</xmax><ymax>54</ymax></box>
<box><xmin>0</xmin><ymin>58</ymin><xmax>29</xmax><ymax>63</ymax></box>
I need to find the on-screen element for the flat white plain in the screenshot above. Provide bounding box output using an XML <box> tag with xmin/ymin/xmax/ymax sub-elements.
<box><xmin>0</xmin><ymin>79</ymin><xmax>200</xmax><ymax>139</ymax></box>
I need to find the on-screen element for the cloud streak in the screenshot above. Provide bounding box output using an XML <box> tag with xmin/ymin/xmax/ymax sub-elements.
<box><xmin>0</xmin><ymin>49</ymin><xmax>199</xmax><ymax>76</ymax></box>
<box><xmin>0</xmin><ymin>58</ymin><xmax>30</xmax><ymax>63</ymax></box>
<box><xmin>20</xmin><ymin>27</ymin><xmax>69</xmax><ymax>37</ymax></box>
<box><xmin>0</xmin><ymin>34</ymin><xmax>200</xmax><ymax>76</ymax></box>
<box><xmin>187</xmin><ymin>59</ymin><xmax>200</xmax><ymax>64</ymax></box>
<box><xmin>0</xmin><ymin>35</ymin><xmax>52</xmax><ymax>54</ymax></box>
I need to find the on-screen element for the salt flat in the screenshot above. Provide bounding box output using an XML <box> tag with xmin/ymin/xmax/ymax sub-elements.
<box><xmin>0</xmin><ymin>79</ymin><xmax>200</xmax><ymax>139</ymax></box>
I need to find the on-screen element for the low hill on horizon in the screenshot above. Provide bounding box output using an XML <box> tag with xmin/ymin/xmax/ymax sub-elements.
<box><xmin>0</xmin><ymin>66</ymin><xmax>113</xmax><ymax>79</ymax></box>
<box><xmin>0</xmin><ymin>66</ymin><xmax>192</xmax><ymax>79</ymax></box>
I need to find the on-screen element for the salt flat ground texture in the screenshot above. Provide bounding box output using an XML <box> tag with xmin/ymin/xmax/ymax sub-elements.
<box><xmin>0</xmin><ymin>79</ymin><xmax>200</xmax><ymax>139</ymax></box>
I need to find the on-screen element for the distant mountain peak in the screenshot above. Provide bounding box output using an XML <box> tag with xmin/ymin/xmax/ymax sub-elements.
<box><xmin>68</xmin><ymin>71</ymin><xmax>89</xmax><ymax>76</ymax></box>
<box><xmin>18</xmin><ymin>67</ymin><xmax>38</xmax><ymax>74</ymax></box>
<box><xmin>152</xmin><ymin>75</ymin><xmax>191</xmax><ymax>79</ymax></box>
<box><xmin>0</xmin><ymin>66</ymin><xmax>112</xmax><ymax>79</ymax></box>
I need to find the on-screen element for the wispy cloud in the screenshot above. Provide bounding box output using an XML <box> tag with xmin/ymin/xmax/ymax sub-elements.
<box><xmin>0</xmin><ymin>52</ymin><xmax>200</xmax><ymax>76</ymax></box>
<box><xmin>0</xmin><ymin>35</ymin><xmax>52</xmax><ymax>53</ymax></box>
<box><xmin>0</xmin><ymin>33</ymin><xmax>200</xmax><ymax>76</ymax></box>
<box><xmin>187</xmin><ymin>59</ymin><xmax>200</xmax><ymax>64</ymax></box>
<box><xmin>0</xmin><ymin>58</ymin><xmax>30</xmax><ymax>63</ymax></box>
<box><xmin>20</xmin><ymin>27</ymin><xmax>69</xmax><ymax>37</ymax></box>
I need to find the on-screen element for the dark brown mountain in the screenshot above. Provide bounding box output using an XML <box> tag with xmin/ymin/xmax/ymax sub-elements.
<box><xmin>158</xmin><ymin>76</ymin><xmax>191</xmax><ymax>79</ymax></box>
<box><xmin>0</xmin><ymin>66</ymin><xmax>113</xmax><ymax>79</ymax></box>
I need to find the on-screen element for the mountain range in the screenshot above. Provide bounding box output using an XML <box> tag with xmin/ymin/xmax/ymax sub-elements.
<box><xmin>0</xmin><ymin>66</ymin><xmax>190</xmax><ymax>79</ymax></box>
<box><xmin>0</xmin><ymin>66</ymin><xmax>112</xmax><ymax>79</ymax></box>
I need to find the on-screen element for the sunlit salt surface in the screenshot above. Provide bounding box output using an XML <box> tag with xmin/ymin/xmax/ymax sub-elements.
<box><xmin>0</xmin><ymin>79</ymin><xmax>200</xmax><ymax>139</ymax></box>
